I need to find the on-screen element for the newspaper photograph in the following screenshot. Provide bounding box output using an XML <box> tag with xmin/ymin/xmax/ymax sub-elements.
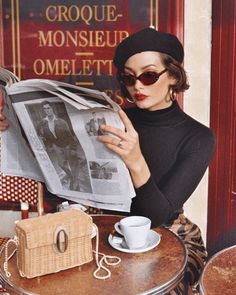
<box><xmin>0</xmin><ymin>68</ymin><xmax>135</xmax><ymax>211</ymax></box>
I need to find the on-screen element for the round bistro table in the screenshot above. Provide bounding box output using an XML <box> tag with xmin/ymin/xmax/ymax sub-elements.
<box><xmin>0</xmin><ymin>214</ymin><xmax>187</xmax><ymax>295</ymax></box>
<box><xmin>199</xmin><ymin>245</ymin><xmax>236</xmax><ymax>295</ymax></box>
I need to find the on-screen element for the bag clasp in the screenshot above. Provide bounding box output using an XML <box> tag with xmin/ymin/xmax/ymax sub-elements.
<box><xmin>54</xmin><ymin>226</ymin><xmax>69</xmax><ymax>253</ymax></box>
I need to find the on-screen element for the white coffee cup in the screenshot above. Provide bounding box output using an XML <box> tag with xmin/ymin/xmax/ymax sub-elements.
<box><xmin>114</xmin><ymin>216</ymin><xmax>151</xmax><ymax>249</ymax></box>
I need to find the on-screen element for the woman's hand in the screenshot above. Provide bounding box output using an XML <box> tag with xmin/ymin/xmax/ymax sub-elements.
<box><xmin>0</xmin><ymin>106</ymin><xmax>9</xmax><ymax>131</ymax></box>
<box><xmin>98</xmin><ymin>109</ymin><xmax>150</xmax><ymax>188</ymax></box>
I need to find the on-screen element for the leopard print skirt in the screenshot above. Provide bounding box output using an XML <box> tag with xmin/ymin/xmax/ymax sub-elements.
<box><xmin>165</xmin><ymin>214</ymin><xmax>207</xmax><ymax>294</ymax></box>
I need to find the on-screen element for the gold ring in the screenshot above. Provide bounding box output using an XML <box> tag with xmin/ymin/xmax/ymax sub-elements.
<box><xmin>117</xmin><ymin>140</ymin><xmax>123</xmax><ymax>148</ymax></box>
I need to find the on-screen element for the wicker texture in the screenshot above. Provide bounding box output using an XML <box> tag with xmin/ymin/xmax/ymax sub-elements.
<box><xmin>15</xmin><ymin>210</ymin><xmax>93</xmax><ymax>278</ymax></box>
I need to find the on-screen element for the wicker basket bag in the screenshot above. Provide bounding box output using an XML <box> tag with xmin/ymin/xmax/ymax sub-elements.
<box><xmin>3</xmin><ymin>209</ymin><xmax>121</xmax><ymax>280</ymax></box>
<box><xmin>5</xmin><ymin>209</ymin><xmax>93</xmax><ymax>278</ymax></box>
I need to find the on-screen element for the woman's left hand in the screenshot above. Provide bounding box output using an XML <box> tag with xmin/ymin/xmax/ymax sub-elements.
<box><xmin>0</xmin><ymin>106</ymin><xmax>9</xmax><ymax>131</ymax></box>
<box><xmin>98</xmin><ymin>109</ymin><xmax>150</xmax><ymax>187</ymax></box>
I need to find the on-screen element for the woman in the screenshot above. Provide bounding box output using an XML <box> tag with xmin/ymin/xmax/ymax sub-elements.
<box><xmin>0</xmin><ymin>27</ymin><xmax>215</xmax><ymax>293</ymax></box>
<box><xmin>98</xmin><ymin>28</ymin><xmax>215</xmax><ymax>293</ymax></box>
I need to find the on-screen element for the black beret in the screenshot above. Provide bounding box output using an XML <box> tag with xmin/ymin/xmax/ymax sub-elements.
<box><xmin>113</xmin><ymin>28</ymin><xmax>184</xmax><ymax>70</ymax></box>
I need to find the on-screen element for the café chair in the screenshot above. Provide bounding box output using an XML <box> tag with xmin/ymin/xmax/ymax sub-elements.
<box><xmin>0</xmin><ymin>174</ymin><xmax>45</xmax><ymax>241</ymax></box>
<box><xmin>0</xmin><ymin>173</ymin><xmax>104</xmax><ymax>226</ymax></box>
<box><xmin>199</xmin><ymin>245</ymin><xmax>236</xmax><ymax>295</ymax></box>
<box><xmin>0</xmin><ymin>173</ymin><xmax>44</xmax><ymax>215</ymax></box>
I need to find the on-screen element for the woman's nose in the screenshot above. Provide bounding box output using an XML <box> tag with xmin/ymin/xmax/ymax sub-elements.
<box><xmin>133</xmin><ymin>79</ymin><xmax>144</xmax><ymax>90</ymax></box>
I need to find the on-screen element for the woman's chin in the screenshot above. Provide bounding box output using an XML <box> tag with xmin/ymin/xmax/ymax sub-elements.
<box><xmin>135</xmin><ymin>100</ymin><xmax>151</xmax><ymax>110</ymax></box>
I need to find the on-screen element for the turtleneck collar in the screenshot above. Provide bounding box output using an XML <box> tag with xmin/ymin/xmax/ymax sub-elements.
<box><xmin>126</xmin><ymin>100</ymin><xmax>187</xmax><ymax>127</ymax></box>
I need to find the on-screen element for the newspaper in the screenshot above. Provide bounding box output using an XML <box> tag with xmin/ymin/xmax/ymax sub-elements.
<box><xmin>0</xmin><ymin>68</ymin><xmax>135</xmax><ymax>212</ymax></box>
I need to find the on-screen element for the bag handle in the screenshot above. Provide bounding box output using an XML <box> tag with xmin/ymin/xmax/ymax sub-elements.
<box><xmin>3</xmin><ymin>236</ymin><xmax>18</xmax><ymax>278</ymax></box>
<box><xmin>92</xmin><ymin>223</ymin><xmax>121</xmax><ymax>280</ymax></box>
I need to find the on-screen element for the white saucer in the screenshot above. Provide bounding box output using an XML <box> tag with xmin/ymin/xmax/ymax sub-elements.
<box><xmin>108</xmin><ymin>230</ymin><xmax>161</xmax><ymax>253</ymax></box>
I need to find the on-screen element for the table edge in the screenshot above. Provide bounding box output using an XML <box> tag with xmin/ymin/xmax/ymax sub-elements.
<box><xmin>199</xmin><ymin>245</ymin><xmax>236</xmax><ymax>295</ymax></box>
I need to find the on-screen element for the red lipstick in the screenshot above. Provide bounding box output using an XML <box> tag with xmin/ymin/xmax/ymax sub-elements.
<box><xmin>134</xmin><ymin>93</ymin><xmax>148</xmax><ymax>101</ymax></box>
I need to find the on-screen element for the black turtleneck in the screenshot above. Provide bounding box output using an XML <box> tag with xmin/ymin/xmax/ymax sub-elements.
<box><xmin>125</xmin><ymin>101</ymin><xmax>215</xmax><ymax>227</ymax></box>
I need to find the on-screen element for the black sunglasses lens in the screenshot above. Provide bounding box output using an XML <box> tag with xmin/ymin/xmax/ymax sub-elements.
<box><xmin>120</xmin><ymin>70</ymin><xmax>165</xmax><ymax>86</ymax></box>
<box><xmin>140</xmin><ymin>72</ymin><xmax>158</xmax><ymax>85</ymax></box>
<box><xmin>121</xmin><ymin>74</ymin><xmax>136</xmax><ymax>86</ymax></box>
